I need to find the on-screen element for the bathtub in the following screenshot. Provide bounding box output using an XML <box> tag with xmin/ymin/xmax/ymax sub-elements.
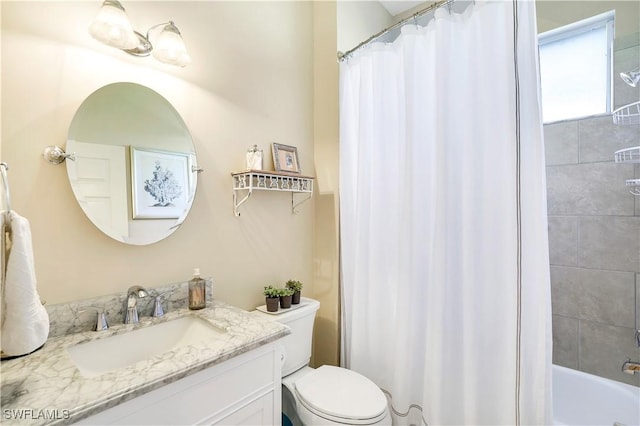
<box><xmin>553</xmin><ymin>364</ymin><xmax>640</xmax><ymax>426</ymax></box>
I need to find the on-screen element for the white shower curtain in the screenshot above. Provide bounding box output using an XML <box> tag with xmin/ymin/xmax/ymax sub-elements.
<box><xmin>339</xmin><ymin>1</ymin><xmax>552</xmax><ymax>425</ymax></box>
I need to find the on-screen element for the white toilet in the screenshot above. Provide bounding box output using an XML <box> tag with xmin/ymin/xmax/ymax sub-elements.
<box><xmin>253</xmin><ymin>297</ymin><xmax>391</xmax><ymax>426</ymax></box>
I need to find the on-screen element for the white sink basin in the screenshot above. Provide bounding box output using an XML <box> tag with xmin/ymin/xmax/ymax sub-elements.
<box><xmin>67</xmin><ymin>316</ymin><xmax>226</xmax><ymax>378</ymax></box>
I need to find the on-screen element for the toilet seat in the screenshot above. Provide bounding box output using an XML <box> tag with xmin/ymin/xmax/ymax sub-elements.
<box><xmin>294</xmin><ymin>365</ymin><xmax>388</xmax><ymax>424</ymax></box>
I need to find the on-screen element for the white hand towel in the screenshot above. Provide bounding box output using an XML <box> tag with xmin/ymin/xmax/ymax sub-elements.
<box><xmin>1</xmin><ymin>211</ymin><xmax>49</xmax><ymax>356</ymax></box>
<box><xmin>0</xmin><ymin>211</ymin><xmax>7</xmax><ymax>330</ymax></box>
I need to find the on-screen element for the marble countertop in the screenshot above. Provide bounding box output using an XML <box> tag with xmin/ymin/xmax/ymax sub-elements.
<box><xmin>0</xmin><ymin>301</ymin><xmax>289</xmax><ymax>425</ymax></box>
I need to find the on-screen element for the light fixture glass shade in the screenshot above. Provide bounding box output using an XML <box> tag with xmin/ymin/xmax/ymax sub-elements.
<box><xmin>89</xmin><ymin>0</ymin><xmax>139</xmax><ymax>50</ymax></box>
<box><xmin>620</xmin><ymin>70</ymin><xmax>640</xmax><ymax>88</ymax></box>
<box><xmin>151</xmin><ymin>22</ymin><xmax>191</xmax><ymax>67</ymax></box>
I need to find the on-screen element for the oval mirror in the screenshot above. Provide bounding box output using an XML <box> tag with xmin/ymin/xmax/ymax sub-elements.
<box><xmin>66</xmin><ymin>82</ymin><xmax>198</xmax><ymax>245</ymax></box>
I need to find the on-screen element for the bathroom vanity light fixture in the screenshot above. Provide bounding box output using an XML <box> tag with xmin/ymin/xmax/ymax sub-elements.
<box><xmin>89</xmin><ymin>0</ymin><xmax>191</xmax><ymax>67</ymax></box>
<box><xmin>620</xmin><ymin>67</ymin><xmax>640</xmax><ymax>87</ymax></box>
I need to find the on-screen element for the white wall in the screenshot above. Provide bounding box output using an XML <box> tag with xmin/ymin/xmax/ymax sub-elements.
<box><xmin>1</xmin><ymin>1</ymin><xmax>315</xmax><ymax>313</ymax></box>
<box><xmin>312</xmin><ymin>0</ymin><xmax>341</xmax><ymax>367</ymax></box>
<box><xmin>337</xmin><ymin>1</ymin><xmax>393</xmax><ymax>54</ymax></box>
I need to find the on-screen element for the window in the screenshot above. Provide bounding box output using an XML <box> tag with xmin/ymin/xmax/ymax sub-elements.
<box><xmin>539</xmin><ymin>11</ymin><xmax>614</xmax><ymax>124</ymax></box>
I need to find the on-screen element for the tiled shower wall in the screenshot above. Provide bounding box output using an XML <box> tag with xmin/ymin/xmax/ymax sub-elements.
<box><xmin>545</xmin><ymin>38</ymin><xmax>640</xmax><ymax>386</ymax></box>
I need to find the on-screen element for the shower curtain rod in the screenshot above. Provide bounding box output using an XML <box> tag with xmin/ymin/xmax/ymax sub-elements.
<box><xmin>337</xmin><ymin>0</ymin><xmax>455</xmax><ymax>61</ymax></box>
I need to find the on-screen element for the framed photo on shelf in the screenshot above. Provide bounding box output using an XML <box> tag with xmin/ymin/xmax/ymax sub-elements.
<box><xmin>272</xmin><ymin>143</ymin><xmax>301</xmax><ymax>174</ymax></box>
<box><xmin>130</xmin><ymin>147</ymin><xmax>190</xmax><ymax>219</ymax></box>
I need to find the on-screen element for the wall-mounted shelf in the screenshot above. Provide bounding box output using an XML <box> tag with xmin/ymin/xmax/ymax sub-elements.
<box><xmin>612</xmin><ymin>101</ymin><xmax>640</xmax><ymax>125</ymax></box>
<box><xmin>231</xmin><ymin>170</ymin><xmax>314</xmax><ymax>216</ymax></box>
<box><xmin>613</xmin><ymin>147</ymin><xmax>640</xmax><ymax>195</ymax></box>
<box><xmin>614</xmin><ymin>146</ymin><xmax>640</xmax><ymax>164</ymax></box>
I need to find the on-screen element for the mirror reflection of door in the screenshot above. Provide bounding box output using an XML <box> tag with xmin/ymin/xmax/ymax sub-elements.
<box><xmin>66</xmin><ymin>82</ymin><xmax>197</xmax><ymax>245</ymax></box>
<box><xmin>67</xmin><ymin>141</ymin><xmax>128</xmax><ymax>239</ymax></box>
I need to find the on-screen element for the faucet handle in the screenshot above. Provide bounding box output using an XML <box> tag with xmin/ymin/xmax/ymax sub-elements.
<box><xmin>622</xmin><ymin>357</ymin><xmax>640</xmax><ymax>375</ymax></box>
<box><xmin>152</xmin><ymin>291</ymin><xmax>171</xmax><ymax>318</ymax></box>
<box><xmin>78</xmin><ymin>306</ymin><xmax>109</xmax><ymax>331</ymax></box>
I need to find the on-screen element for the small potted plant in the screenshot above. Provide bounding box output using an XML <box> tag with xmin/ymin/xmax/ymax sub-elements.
<box><xmin>279</xmin><ymin>287</ymin><xmax>295</xmax><ymax>309</ymax></box>
<box><xmin>263</xmin><ymin>285</ymin><xmax>280</xmax><ymax>312</ymax></box>
<box><xmin>286</xmin><ymin>279</ymin><xmax>303</xmax><ymax>304</ymax></box>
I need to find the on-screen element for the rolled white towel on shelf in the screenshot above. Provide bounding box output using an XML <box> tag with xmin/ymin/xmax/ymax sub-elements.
<box><xmin>1</xmin><ymin>211</ymin><xmax>49</xmax><ymax>357</ymax></box>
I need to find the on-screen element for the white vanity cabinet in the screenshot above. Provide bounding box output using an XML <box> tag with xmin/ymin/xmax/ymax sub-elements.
<box><xmin>75</xmin><ymin>342</ymin><xmax>283</xmax><ymax>425</ymax></box>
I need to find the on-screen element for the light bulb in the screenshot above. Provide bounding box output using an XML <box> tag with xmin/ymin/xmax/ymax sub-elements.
<box><xmin>89</xmin><ymin>0</ymin><xmax>139</xmax><ymax>50</ymax></box>
<box><xmin>151</xmin><ymin>22</ymin><xmax>191</xmax><ymax>67</ymax></box>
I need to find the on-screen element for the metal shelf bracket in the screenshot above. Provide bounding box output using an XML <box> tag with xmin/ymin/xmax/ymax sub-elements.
<box><xmin>231</xmin><ymin>170</ymin><xmax>314</xmax><ymax>216</ymax></box>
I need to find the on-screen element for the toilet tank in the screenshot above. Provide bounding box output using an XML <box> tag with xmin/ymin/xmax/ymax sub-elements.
<box><xmin>252</xmin><ymin>297</ymin><xmax>320</xmax><ymax>377</ymax></box>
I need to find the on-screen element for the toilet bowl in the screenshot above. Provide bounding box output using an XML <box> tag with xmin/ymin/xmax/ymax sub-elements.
<box><xmin>252</xmin><ymin>298</ymin><xmax>391</xmax><ymax>426</ymax></box>
<box><xmin>287</xmin><ymin>365</ymin><xmax>390</xmax><ymax>425</ymax></box>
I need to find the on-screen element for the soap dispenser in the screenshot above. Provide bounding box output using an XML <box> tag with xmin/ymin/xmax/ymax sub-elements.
<box><xmin>189</xmin><ymin>268</ymin><xmax>206</xmax><ymax>310</ymax></box>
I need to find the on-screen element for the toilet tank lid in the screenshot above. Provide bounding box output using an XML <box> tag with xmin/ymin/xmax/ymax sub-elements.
<box><xmin>253</xmin><ymin>297</ymin><xmax>319</xmax><ymax>323</ymax></box>
<box><xmin>295</xmin><ymin>365</ymin><xmax>387</xmax><ymax>421</ymax></box>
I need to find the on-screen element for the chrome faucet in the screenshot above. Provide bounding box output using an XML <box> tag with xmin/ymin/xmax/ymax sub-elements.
<box><xmin>124</xmin><ymin>285</ymin><xmax>149</xmax><ymax>324</ymax></box>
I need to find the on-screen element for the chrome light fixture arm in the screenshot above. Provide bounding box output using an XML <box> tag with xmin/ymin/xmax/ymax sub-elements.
<box><xmin>122</xmin><ymin>31</ymin><xmax>153</xmax><ymax>57</ymax></box>
<box><xmin>122</xmin><ymin>22</ymin><xmax>174</xmax><ymax>57</ymax></box>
